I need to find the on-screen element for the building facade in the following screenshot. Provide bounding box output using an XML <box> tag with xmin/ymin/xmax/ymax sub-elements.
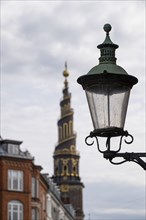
<box><xmin>43</xmin><ymin>174</ymin><xmax>75</xmax><ymax>220</ymax></box>
<box><xmin>0</xmin><ymin>138</ymin><xmax>75</xmax><ymax>220</ymax></box>
<box><xmin>53</xmin><ymin>64</ymin><xmax>84</xmax><ymax>220</ymax></box>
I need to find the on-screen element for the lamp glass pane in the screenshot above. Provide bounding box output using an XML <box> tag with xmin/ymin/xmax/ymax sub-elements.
<box><xmin>85</xmin><ymin>84</ymin><xmax>130</xmax><ymax>130</ymax></box>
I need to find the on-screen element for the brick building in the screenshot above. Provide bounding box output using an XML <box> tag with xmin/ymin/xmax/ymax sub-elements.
<box><xmin>0</xmin><ymin>137</ymin><xmax>75</xmax><ymax>220</ymax></box>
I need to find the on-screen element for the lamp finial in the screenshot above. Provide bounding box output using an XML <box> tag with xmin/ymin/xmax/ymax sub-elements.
<box><xmin>103</xmin><ymin>24</ymin><xmax>112</xmax><ymax>35</ymax></box>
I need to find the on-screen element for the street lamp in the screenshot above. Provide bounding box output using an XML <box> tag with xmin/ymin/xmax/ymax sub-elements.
<box><xmin>77</xmin><ymin>24</ymin><xmax>146</xmax><ymax>170</ymax></box>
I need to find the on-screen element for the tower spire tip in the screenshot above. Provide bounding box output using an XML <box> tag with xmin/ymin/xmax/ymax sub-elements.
<box><xmin>63</xmin><ymin>61</ymin><xmax>69</xmax><ymax>78</ymax></box>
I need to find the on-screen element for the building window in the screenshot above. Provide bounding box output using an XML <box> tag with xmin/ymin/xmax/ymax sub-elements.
<box><xmin>32</xmin><ymin>177</ymin><xmax>39</xmax><ymax>198</ymax></box>
<box><xmin>32</xmin><ymin>208</ymin><xmax>39</xmax><ymax>220</ymax></box>
<box><xmin>8</xmin><ymin>170</ymin><xmax>23</xmax><ymax>191</ymax></box>
<box><xmin>8</xmin><ymin>144</ymin><xmax>19</xmax><ymax>155</ymax></box>
<box><xmin>46</xmin><ymin>195</ymin><xmax>51</xmax><ymax>218</ymax></box>
<box><xmin>43</xmin><ymin>193</ymin><xmax>46</xmax><ymax>210</ymax></box>
<box><xmin>8</xmin><ymin>200</ymin><xmax>23</xmax><ymax>220</ymax></box>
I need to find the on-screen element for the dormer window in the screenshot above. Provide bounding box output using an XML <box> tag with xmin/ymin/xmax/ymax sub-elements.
<box><xmin>8</xmin><ymin>144</ymin><xmax>19</xmax><ymax>155</ymax></box>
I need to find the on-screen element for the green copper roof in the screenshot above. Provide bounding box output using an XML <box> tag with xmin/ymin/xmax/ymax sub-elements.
<box><xmin>88</xmin><ymin>63</ymin><xmax>128</xmax><ymax>75</ymax></box>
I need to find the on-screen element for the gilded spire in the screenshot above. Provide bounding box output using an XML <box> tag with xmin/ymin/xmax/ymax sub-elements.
<box><xmin>63</xmin><ymin>61</ymin><xmax>69</xmax><ymax>78</ymax></box>
<box><xmin>63</xmin><ymin>62</ymin><xmax>69</xmax><ymax>89</ymax></box>
<box><xmin>54</xmin><ymin>63</ymin><xmax>84</xmax><ymax>220</ymax></box>
<box><xmin>62</xmin><ymin>62</ymin><xmax>70</xmax><ymax>98</ymax></box>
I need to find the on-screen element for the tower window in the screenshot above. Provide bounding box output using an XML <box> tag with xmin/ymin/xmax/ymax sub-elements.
<box><xmin>64</xmin><ymin>165</ymin><xmax>67</xmax><ymax>172</ymax></box>
<box><xmin>55</xmin><ymin>166</ymin><xmax>59</xmax><ymax>175</ymax></box>
<box><xmin>69</xmin><ymin>121</ymin><xmax>73</xmax><ymax>136</ymax></box>
<box><xmin>72</xmin><ymin>159</ymin><xmax>78</xmax><ymax>176</ymax></box>
<box><xmin>59</xmin><ymin>126</ymin><xmax>62</xmax><ymax>141</ymax></box>
<box><xmin>63</xmin><ymin>123</ymin><xmax>68</xmax><ymax>138</ymax></box>
<box><xmin>61</xmin><ymin>159</ymin><xmax>69</xmax><ymax>176</ymax></box>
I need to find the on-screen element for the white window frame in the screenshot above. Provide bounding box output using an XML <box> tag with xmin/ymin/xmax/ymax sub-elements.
<box><xmin>8</xmin><ymin>170</ymin><xmax>23</xmax><ymax>191</ymax></box>
<box><xmin>8</xmin><ymin>200</ymin><xmax>23</xmax><ymax>220</ymax></box>
<box><xmin>46</xmin><ymin>194</ymin><xmax>52</xmax><ymax>218</ymax></box>
<box><xmin>32</xmin><ymin>208</ymin><xmax>39</xmax><ymax>220</ymax></box>
<box><xmin>8</xmin><ymin>144</ymin><xmax>19</xmax><ymax>154</ymax></box>
<box><xmin>42</xmin><ymin>193</ymin><xmax>47</xmax><ymax>211</ymax></box>
<box><xmin>31</xmin><ymin>177</ymin><xmax>39</xmax><ymax>198</ymax></box>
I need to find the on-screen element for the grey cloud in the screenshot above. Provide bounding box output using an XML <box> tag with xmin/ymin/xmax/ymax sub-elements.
<box><xmin>84</xmin><ymin>181</ymin><xmax>145</xmax><ymax>219</ymax></box>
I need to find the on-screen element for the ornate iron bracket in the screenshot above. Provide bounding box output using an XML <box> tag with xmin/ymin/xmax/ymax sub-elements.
<box><xmin>85</xmin><ymin>130</ymin><xmax>146</xmax><ymax>170</ymax></box>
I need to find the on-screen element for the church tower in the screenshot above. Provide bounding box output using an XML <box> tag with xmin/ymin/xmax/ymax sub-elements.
<box><xmin>53</xmin><ymin>63</ymin><xmax>84</xmax><ymax>220</ymax></box>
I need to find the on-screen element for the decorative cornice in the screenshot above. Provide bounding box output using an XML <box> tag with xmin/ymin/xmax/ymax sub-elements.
<box><xmin>1</xmin><ymin>159</ymin><xmax>32</xmax><ymax>169</ymax></box>
<box><xmin>54</xmin><ymin>148</ymin><xmax>79</xmax><ymax>156</ymax></box>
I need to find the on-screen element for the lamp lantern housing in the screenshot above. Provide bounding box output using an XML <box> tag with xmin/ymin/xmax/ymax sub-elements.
<box><xmin>77</xmin><ymin>24</ymin><xmax>138</xmax><ymax>138</ymax></box>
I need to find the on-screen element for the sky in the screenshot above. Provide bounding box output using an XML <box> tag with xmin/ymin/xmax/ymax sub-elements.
<box><xmin>1</xmin><ymin>1</ymin><xmax>146</xmax><ymax>219</ymax></box>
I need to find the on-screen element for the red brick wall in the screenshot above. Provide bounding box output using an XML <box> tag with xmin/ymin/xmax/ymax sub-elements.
<box><xmin>0</xmin><ymin>158</ymin><xmax>32</xmax><ymax>220</ymax></box>
<box><xmin>0</xmin><ymin>157</ymin><xmax>49</xmax><ymax>220</ymax></box>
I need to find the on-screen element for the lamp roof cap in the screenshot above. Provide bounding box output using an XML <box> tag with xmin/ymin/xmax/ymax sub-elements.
<box><xmin>98</xmin><ymin>23</ymin><xmax>119</xmax><ymax>49</ymax></box>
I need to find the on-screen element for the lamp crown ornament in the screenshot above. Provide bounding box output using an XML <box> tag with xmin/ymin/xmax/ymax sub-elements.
<box><xmin>97</xmin><ymin>23</ymin><xmax>118</xmax><ymax>64</ymax></box>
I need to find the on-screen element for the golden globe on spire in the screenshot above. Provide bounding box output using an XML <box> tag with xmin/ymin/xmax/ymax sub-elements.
<box><xmin>63</xmin><ymin>61</ymin><xmax>69</xmax><ymax>78</ymax></box>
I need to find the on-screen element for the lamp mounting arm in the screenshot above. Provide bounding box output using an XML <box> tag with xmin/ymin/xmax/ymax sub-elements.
<box><xmin>104</xmin><ymin>152</ymin><xmax>146</xmax><ymax>170</ymax></box>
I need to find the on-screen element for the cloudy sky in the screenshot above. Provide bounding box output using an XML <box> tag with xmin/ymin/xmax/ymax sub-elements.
<box><xmin>1</xmin><ymin>1</ymin><xmax>145</xmax><ymax>219</ymax></box>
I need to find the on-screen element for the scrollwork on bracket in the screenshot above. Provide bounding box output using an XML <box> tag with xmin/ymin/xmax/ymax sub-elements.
<box><xmin>85</xmin><ymin>130</ymin><xmax>134</xmax><ymax>153</ymax></box>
